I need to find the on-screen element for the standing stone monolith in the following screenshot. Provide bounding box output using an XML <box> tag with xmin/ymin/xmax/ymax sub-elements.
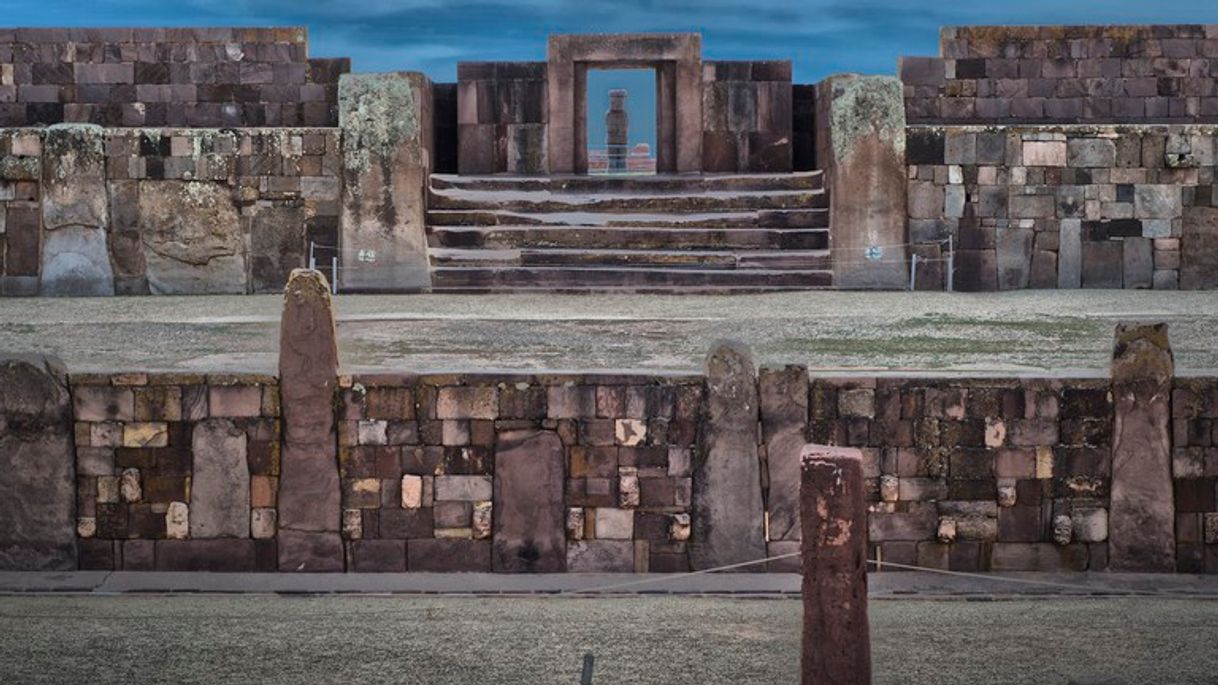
<box><xmin>339</xmin><ymin>72</ymin><xmax>433</xmax><ymax>292</ymax></box>
<box><xmin>815</xmin><ymin>75</ymin><xmax>908</xmax><ymax>290</ymax></box>
<box><xmin>277</xmin><ymin>269</ymin><xmax>344</xmax><ymax>571</ymax></box>
<box><xmin>40</xmin><ymin>124</ymin><xmax>114</xmax><ymax>296</ymax></box>
<box><xmin>800</xmin><ymin>444</ymin><xmax>871</xmax><ymax>685</ymax></box>
<box><xmin>691</xmin><ymin>340</ymin><xmax>766</xmax><ymax>570</ymax></box>
<box><xmin>606</xmin><ymin>89</ymin><xmax>629</xmax><ymax>172</ymax></box>
<box><xmin>492</xmin><ymin>430</ymin><xmax>567</xmax><ymax>572</ymax></box>
<box><xmin>761</xmin><ymin>365</ymin><xmax>810</xmax><ymax>544</ymax></box>
<box><xmin>0</xmin><ymin>355</ymin><xmax>77</xmax><ymax>570</ymax></box>
<box><xmin>1108</xmin><ymin>323</ymin><xmax>1176</xmax><ymax>572</ymax></box>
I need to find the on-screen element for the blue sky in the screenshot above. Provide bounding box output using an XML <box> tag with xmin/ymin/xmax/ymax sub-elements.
<box><xmin>2</xmin><ymin>1</ymin><xmax>1216</xmax><ymax>83</ymax></box>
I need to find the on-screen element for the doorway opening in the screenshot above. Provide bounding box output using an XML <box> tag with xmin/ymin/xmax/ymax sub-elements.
<box><xmin>585</xmin><ymin>69</ymin><xmax>657</xmax><ymax>175</ymax></box>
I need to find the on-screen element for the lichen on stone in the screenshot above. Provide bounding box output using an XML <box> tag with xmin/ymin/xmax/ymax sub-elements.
<box><xmin>828</xmin><ymin>75</ymin><xmax>905</xmax><ymax>163</ymax></box>
<box><xmin>339</xmin><ymin>73</ymin><xmax>422</xmax><ymax>175</ymax></box>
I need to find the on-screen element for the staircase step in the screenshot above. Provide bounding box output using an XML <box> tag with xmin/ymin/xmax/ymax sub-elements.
<box><xmin>427</xmin><ymin>226</ymin><xmax>830</xmax><ymax>251</ymax></box>
<box><xmin>430</xmin><ymin>267</ymin><xmax>833</xmax><ymax>291</ymax></box>
<box><xmin>428</xmin><ymin>187</ymin><xmax>826</xmax><ymax>213</ymax></box>
<box><xmin>429</xmin><ymin>248</ymin><xmax>831</xmax><ymax>270</ymax></box>
<box><xmin>426</xmin><ymin>209</ymin><xmax>827</xmax><ymax>229</ymax></box>
<box><xmin>429</xmin><ymin>172</ymin><xmax>824</xmax><ymax>194</ymax></box>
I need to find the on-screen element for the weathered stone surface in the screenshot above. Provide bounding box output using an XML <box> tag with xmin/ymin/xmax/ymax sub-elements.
<box><xmin>350</xmin><ymin>539</ymin><xmax>406</xmax><ymax>572</ymax></box>
<box><xmin>1122</xmin><ymin>237</ymin><xmax>1153</xmax><ymax>289</ymax></box>
<box><xmin>1109</xmin><ymin>323</ymin><xmax>1176</xmax><ymax>572</ymax></box>
<box><xmin>760</xmin><ymin>365</ymin><xmax>809</xmax><ymax>541</ymax></box>
<box><xmin>691</xmin><ymin>341</ymin><xmax>765</xmax><ymax>570</ymax></box>
<box><xmin>800</xmin><ymin>445</ymin><xmax>870</xmax><ymax>685</ymax></box>
<box><xmin>250</xmin><ymin>205</ymin><xmax>306</xmax><ymax>294</ymax></box>
<box><xmin>155</xmin><ymin>539</ymin><xmax>256</xmax><ymax>572</ymax></box>
<box><xmin>995</xmin><ymin>227</ymin><xmax>1033</xmax><ymax>290</ymax></box>
<box><xmin>492</xmin><ymin>429</ymin><xmax>565</xmax><ymax>572</ymax></box>
<box><xmin>816</xmin><ymin>75</ymin><xmax>908</xmax><ymax>289</ymax></box>
<box><xmin>190</xmin><ymin>418</ymin><xmax>250</xmax><ymax>538</ymax></box>
<box><xmin>339</xmin><ymin>72</ymin><xmax>433</xmax><ymax>291</ymax></box>
<box><xmin>40</xmin><ymin>125</ymin><xmax>113</xmax><ymax>296</ymax></box>
<box><xmin>0</xmin><ymin>355</ymin><xmax>76</xmax><ymax>570</ymax></box>
<box><xmin>566</xmin><ymin>540</ymin><xmax>634</xmax><ymax>572</ymax></box>
<box><xmin>408</xmin><ymin>538</ymin><xmax>492</xmax><ymax>572</ymax></box>
<box><xmin>1181</xmin><ymin>206</ymin><xmax>1218</xmax><ymax>290</ymax></box>
<box><xmin>137</xmin><ymin>181</ymin><xmax>246</xmax><ymax>294</ymax></box>
<box><xmin>1058</xmin><ymin>219</ymin><xmax>1082</xmax><ymax>288</ymax></box>
<box><xmin>277</xmin><ymin>270</ymin><xmax>343</xmax><ymax>571</ymax></box>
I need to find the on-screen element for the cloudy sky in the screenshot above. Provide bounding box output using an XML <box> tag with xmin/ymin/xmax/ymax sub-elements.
<box><xmin>2</xmin><ymin>0</ymin><xmax>1216</xmax><ymax>82</ymax></box>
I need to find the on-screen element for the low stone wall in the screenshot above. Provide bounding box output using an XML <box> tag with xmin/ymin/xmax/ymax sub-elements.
<box><xmin>0</xmin><ymin>125</ymin><xmax>341</xmax><ymax>296</ymax></box>
<box><xmin>336</xmin><ymin>372</ymin><xmax>699</xmax><ymax>572</ymax></box>
<box><xmin>1171</xmin><ymin>378</ymin><xmax>1218</xmax><ymax>572</ymax></box>
<box><xmin>71</xmin><ymin>373</ymin><xmax>281</xmax><ymax>571</ymax></box>
<box><xmin>0</xmin><ymin>27</ymin><xmax>348</xmax><ymax>127</ymax></box>
<box><xmin>907</xmin><ymin>124</ymin><xmax>1218</xmax><ymax>290</ymax></box>
<box><xmin>701</xmin><ymin>61</ymin><xmax>793</xmax><ymax>173</ymax></box>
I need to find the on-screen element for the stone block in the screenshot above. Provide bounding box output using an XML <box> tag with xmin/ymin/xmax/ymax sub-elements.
<box><xmin>436</xmin><ymin>386</ymin><xmax>498</xmax><ymax>420</ymax></box>
<box><xmin>492</xmin><ymin>430</ymin><xmax>565</xmax><ymax>572</ymax></box>
<box><xmin>995</xmin><ymin>227</ymin><xmax>1033</xmax><ymax>290</ymax></box>
<box><xmin>566</xmin><ymin>540</ymin><xmax>634</xmax><ymax>572</ymax></box>
<box><xmin>72</xmin><ymin>385</ymin><xmax>134</xmax><ymax>422</ymax></box>
<box><xmin>1122</xmin><ymin>237</ymin><xmax>1153</xmax><ymax>289</ymax></box>
<box><xmin>1067</xmin><ymin>138</ymin><xmax>1116</xmax><ymax>167</ymax></box>
<box><xmin>1134</xmin><ymin>185</ymin><xmax>1182</xmax><ymax>220</ymax></box>
<box><xmin>351</xmin><ymin>539</ymin><xmax>406</xmax><ymax>572</ymax></box>
<box><xmin>991</xmin><ymin>542</ymin><xmax>1087</xmax><ymax>571</ymax></box>
<box><xmin>434</xmin><ymin>475</ymin><xmax>492</xmax><ymax>501</ymax></box>
<box><xmin>137</xmin><ymin>181</ymin><xmax>246</xmax><ymax>294</ymax></box>
<box><xmin>1081</xmin><ymin>240</ymin><xmax>1123</xmax><ymax>289</ymax></box>
<box><xmin>594</xmin><ymin>508</ymin><xmax>634</xmax><ymax>540</ymax></box>
<box><xmin>1181</xmin><ymin>206</ymin><xmax>1218</xmax><ymax>289</ymax></box>
<box><xmin>0</xmin><ymin>356</ymin><xmax>77</xmax><ymax>570</ymax></box>
<box><xmin>1022</xmin><ymin>141</ymin><xmax>1066</xmax><ymax>166</ymax></box>
<box><xmin>155</xmin><ymin>539</ymin><xmax>257</xmax><ymax>572</ymax></box>
<box><xmin>408</xmin><ymin>538</ymin><xmax>491</xmax><ymax>572</ymax></box>
<box><xmin>1058</xmin><ymin>219</ymin><xmax>1082</xmax><ymax>288</ymax></box>
<box><xmin>190</xmin><ymin>418</ymin><xmax>250</xmax><ymax>538</ymax></box>
<box><xmin>759</xmin><ymin>365</ymin><xmax>809</xmax><ymax>542</ymax></box>
<box><xmin>39</xmin><ymin>125</ymin><xmax>113</xmax><ymax>296</ymax></box>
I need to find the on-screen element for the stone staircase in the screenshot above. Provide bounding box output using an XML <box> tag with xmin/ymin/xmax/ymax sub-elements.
<box><xmin>425</xmin><ymin>172</ymin><xmax>832</xmax><ymax>292</ymax></box>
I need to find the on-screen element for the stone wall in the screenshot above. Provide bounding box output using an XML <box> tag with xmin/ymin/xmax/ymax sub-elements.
<box><xmin>903</xmin><ymin>25</ymin><xmax>1218</xmax><ymax>124</ymax></box>
<box><xmin>0</xmin><ymin>27</ymin><xmax>348</xmax><ymax>127</ymax></box>
<box><xmin>701</xmin><ymin>61</ymin><xmax>793</xmax><ymax>173</ymax></box>
<box><xmin>906</xmin><ymin>125</ymin><xmax>1218</xmax><ymax>290</ymax></box>
<box><xmin>0</xmin><ymin>125</ymin><xmax>341</xmax><ymax>296</ymax></box>
<box><xmin>335</xmin><ymin>372</ymin><xmax>699</xmax><ymax>572</ymax></box>
<box><xmin>1171</xmin><ymin>378</ymin><xmax>1218</xmax><ymax>572</ymax></box>
<box><xmin>456</xmin><ymin>62</ymin><xmax>548</xmax><ymax>175</ymax></box>
<box><xmin>71</xmin><ymin>372</ymin><xmax>281</xmax><ymax>571</ymax></box>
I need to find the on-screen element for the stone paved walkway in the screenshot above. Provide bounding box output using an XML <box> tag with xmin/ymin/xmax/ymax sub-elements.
<box><xmin>2</xmin><ymin>290</ymin><xmax>1217</xmax><ymax>373</ymax></box>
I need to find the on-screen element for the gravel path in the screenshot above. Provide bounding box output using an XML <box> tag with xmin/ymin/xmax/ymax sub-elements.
<box><xmin>1</xmin><ymin>290</ymin><xmax>1216</xmax><ymax>374</ymax></box>
<box><xmin>0</xmin><ymin>595</ymin><xmax>1215</xmax><ymax>684</ymax></box>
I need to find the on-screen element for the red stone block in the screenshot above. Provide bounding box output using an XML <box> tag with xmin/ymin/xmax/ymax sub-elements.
<box><xmin>408</xmin><ymin>538</ymin><xmax>491</xmax><ymax>572</ymax></box>
<box><xmin>350</xmin><ymin>539</ymin><xmax>406</xmax><ymax>572</ymax></box>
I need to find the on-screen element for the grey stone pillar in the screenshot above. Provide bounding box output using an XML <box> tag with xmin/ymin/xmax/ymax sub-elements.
<box><xmin>277</xmin><ymin>269</ymin><xmax>344</xmax><ymax>571</ymax></box>
<box><xmin>690</xmin><ymin>340</ymin><xmax>766</xmax><ymax>570</ymax></box>
<box><xmin>40</xmin><ymin>124</ymin><xmax>114</xmax><ymax>296</ymax></box>
<box><xmin>760</xmin><ymin>365</ymin><xmax>809</xmax><ymax>548</ymax></box>
<box><xmin>0</xmin><ymin>355</ymin><xmax>76</xmax><ymax>570</ymax></box>
<box><xmin>1108</xmin><ymin>323</ymin><xmax>1176</xmax><ymax>571</ymax></box>
<box><xmin>800</xmin><ymin>444</ymin><xmax>870</xmax><ymax>685</ymax></box>
<box><xmin>339</xmin><ymin>72</ymin><xmax>433</xmax><ymax>292</ymax></box>
<box><xmin>816</xmin><ymin>75</ymin><xmax>909</xmax><ymax>290</ymax></box>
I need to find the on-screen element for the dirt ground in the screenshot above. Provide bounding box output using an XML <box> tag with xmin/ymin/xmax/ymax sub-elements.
<box><xmin>1</xmin><ymin>290</ymin><xmax>1216</xmax><ymax>374</ymax></box>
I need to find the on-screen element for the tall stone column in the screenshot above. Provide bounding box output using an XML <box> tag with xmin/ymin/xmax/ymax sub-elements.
<box><xmin>816</xmin><ymin>75</ymin><xmax>909</xmax><ymax>290</ymax></box>
<box><xmin>606</xmin><ymin>89</ymin><xmax>629</xmax><ymax>172</ymax></box>
<box><xmin>277</xmin><ymin>270</ymin><xmax>344</xmax><ymax>571</ymax></box>
<box><xmin>690</xmin><ymin>340</ymin><xmax>766</xmax><ymax>570</ymax></box>
<box><xmin>339</xmin><ymin>72</ymin><xmax>433</xmax><ymax>292</ymax></box>
<box><xmin>40</xmin><ymin>124</ymin><xmax>114</xmax><ymax>296</ymax></box>
<box><xmin>1108</xmin><ymin>323</ymin><xmax>1176</xmax><ymax>571</ymax></box>
<box><xmin>760</xmin><ymin>365</ymin><xmax>809</xmax><ymax>557</ymax></box>
<box><xmin>0</xmin><ymin>355</ymin><xmax>76</xmax><ymax>570</ymax></box>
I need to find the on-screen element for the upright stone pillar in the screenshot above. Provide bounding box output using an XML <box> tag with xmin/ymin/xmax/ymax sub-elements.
<box><xmin>40</xmin><ymin>124</ymin><xmax>114</xmax><ymax>296</ymax></box>
<box><xmin>800</xmin><ymin>444</ymin><xmax>871</xmax><ymax>685</ymax></box>
<box><xmin>492</xmin><ymin>430</ymin><xmax>567</xmax><ymax>572</ymax></box>
<box><xmin>816</xmin><ymin>75</ymin><xmax>908</xmax><ymax>290</ymax></box>
<box><xmin>277</xmin><ymin>270</ymin><xmax>344</xmax><ymax>571</ymax></box>
<box><xmin>760</xmin><ymin>365</ymin><xmax>809</xmax><ymax>554</ymax></box>
<box><xmin>339</xmin><ymin>72</ymin><xmax>433</xmax><ymax>292</ymax></box>
<box><xmin>1108</xmin><ymin>323</ymin><xmax>1176</xmax><ymax>572</ymax></box>
<box><xmin>606</xmin><ymin>89</ymin><xmax>629</xmax><ymax>172</ymax></box>
<box><xmin>0</xmin><ymin>355</ymin><xmax>76</xmax><ymax>570</ymax></box>
<box><xmin>691</xmin><ymin>340</ymin><xmax>766</xmax><ymax>570</ymax></box>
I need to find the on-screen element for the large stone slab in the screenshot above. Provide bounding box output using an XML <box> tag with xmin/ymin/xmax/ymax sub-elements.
<box><xmin>137</xmin><ymin>181</ymin><xmax>247</xmax><ymax>294</ymax></box>
<box><xmin>0</xmin><ymin>355</ymin><xmax>76</xmax><ymax>570</ymax></box>
<box><xmin>1108</xmin><ymin>323</ymin><xmax>1175</xmax><ymax>572</ymax></box>
<box><xmin>189</xmin><ymin>418</ymin><xmax>250</xmax><ymax>538</ymax></box>
<box><xmin>277</xmin><ymin>269</ymin><xmax>343</xmax><ymax>571</ymax></box>
<box><xmin>492</xmin><ymin>429</ymin><xmax>566</xmax><ymax>572</ymax></box>
<box><xmin>339</xmin><ymin>72</ymin><xmax>433</xmax><ymax>291</ymax></box>
<box><xmin>1181</xmin><ymin>205</ymin><xmax>1218</xmax><ymax>290</ymax></box>
<box><xmin>691</xmin><ymin>341</ymin><xmax>766</xmax><ymax>570</ymax></box>
<box><xmin>995</xmin><ymin>227</ymin><xmax>1033</xmax><ymax>290</ymax></box>
<box><xmin>760</xmin><ymin>365</ymin><xmax>809</xmax><ymax>542</ymax></box>
<box><xmin>816</xmin><ymin>75</ymin><xmax>908</xmax><ymax>290</ymax></box>
<box><xmin>40</xmin><ymin>124</ymin><xmax>113</xmax><ymax>296</ymax></box>
<box><xmin>250</xmin><ymin>205</ymin><xmax>307</xmax><ymax>294</ymax></box>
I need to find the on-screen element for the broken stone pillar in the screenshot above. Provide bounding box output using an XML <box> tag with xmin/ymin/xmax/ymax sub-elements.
<box><xmin>760</xmin><ymin>365</ymin><xmax>810</xmax><ymax>548</ymax></box>
<box><xmin>277</xmin><ymin>269</ymin><xmax>344</xmax><ymax>571</ymax></box>
<box><xmin>40</xmin><ymin>124</ymin><xmax>114</xmax><ymax>296</ymax></box>
<box><xmin>339</xmin><ymin>72</ymin><xmax>434</xmax><ymax>292</ymax></box>
<box><xmin>492</xmin><ymin>430</ymin><xmax>567</xmax><ymax>572</ymax></box>
<box><xmin>815</xmin><ymin>75</ymin><xmax>908</xmax><ymax>290</ymax></box>
<box><xmin>1108</xmin><ymin>323</ymin><xmax>1176</xmax><ymax>572</ymax></box>
<box><xmin>800</xmin><ymin>444</ymin><xmax>870</xmax><ymax>685</ymax></box>
<box><xmin>606</xmin><ymin>89</ymin><xmax>629</xmax><ymax>172</ymax></box>
<box><xmin>691</xmin><ymin>340</ymin><xmax>766</xmax><ymax>570</ymax></box>
<box><xmin>0</xmin><ymin>355</ymin><xmax>77</xmax><ymax>570</ymax></box>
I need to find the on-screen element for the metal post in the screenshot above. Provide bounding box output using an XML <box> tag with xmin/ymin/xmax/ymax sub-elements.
<box><xmin>946</xmin><ymin>234</ymin><xmax>955</xmax><ymax>292</ymax></box>
<box><xmin>909</xmin><ymin>254</ymin><xmax>918</xmax><ymax>291</ymax></box>
<box><xmin>330</xmin><ymin>256</ymin><xmax>338</xmax><ymax>295</ymax></box>
<box><xmin>308</xmin><ymin>241</ymin><xmax>316</xmax><ymax>271</ymax></box>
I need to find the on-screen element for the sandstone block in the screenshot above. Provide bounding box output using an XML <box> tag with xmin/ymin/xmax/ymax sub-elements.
<box><xmin>434</xmin><ymin>475</ymin><xmax>492</xmax><ymax>501</ymax></box>
<box><xmin>251</xmin><ymin>508</ymin><xmax>277</xmax><ymax>539</ymax></box>
<box><xmin>493</xmin><ymin>429</ymin><xmax>566</xmax><ymax>572</ymax></box>
<box><xmin>190</xmin><ymin>418</ymin><xmax>250</xmax><ymax>538</ymax></box>
<box><xmin>165</xmin><ymin>501</ymin><xmax>189</xmax><ymax>540</ymax></box>
<box><xmin>566</xmin><ymin>540</ymin><xmax>634</xmax><ymax>572</ymax></box>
